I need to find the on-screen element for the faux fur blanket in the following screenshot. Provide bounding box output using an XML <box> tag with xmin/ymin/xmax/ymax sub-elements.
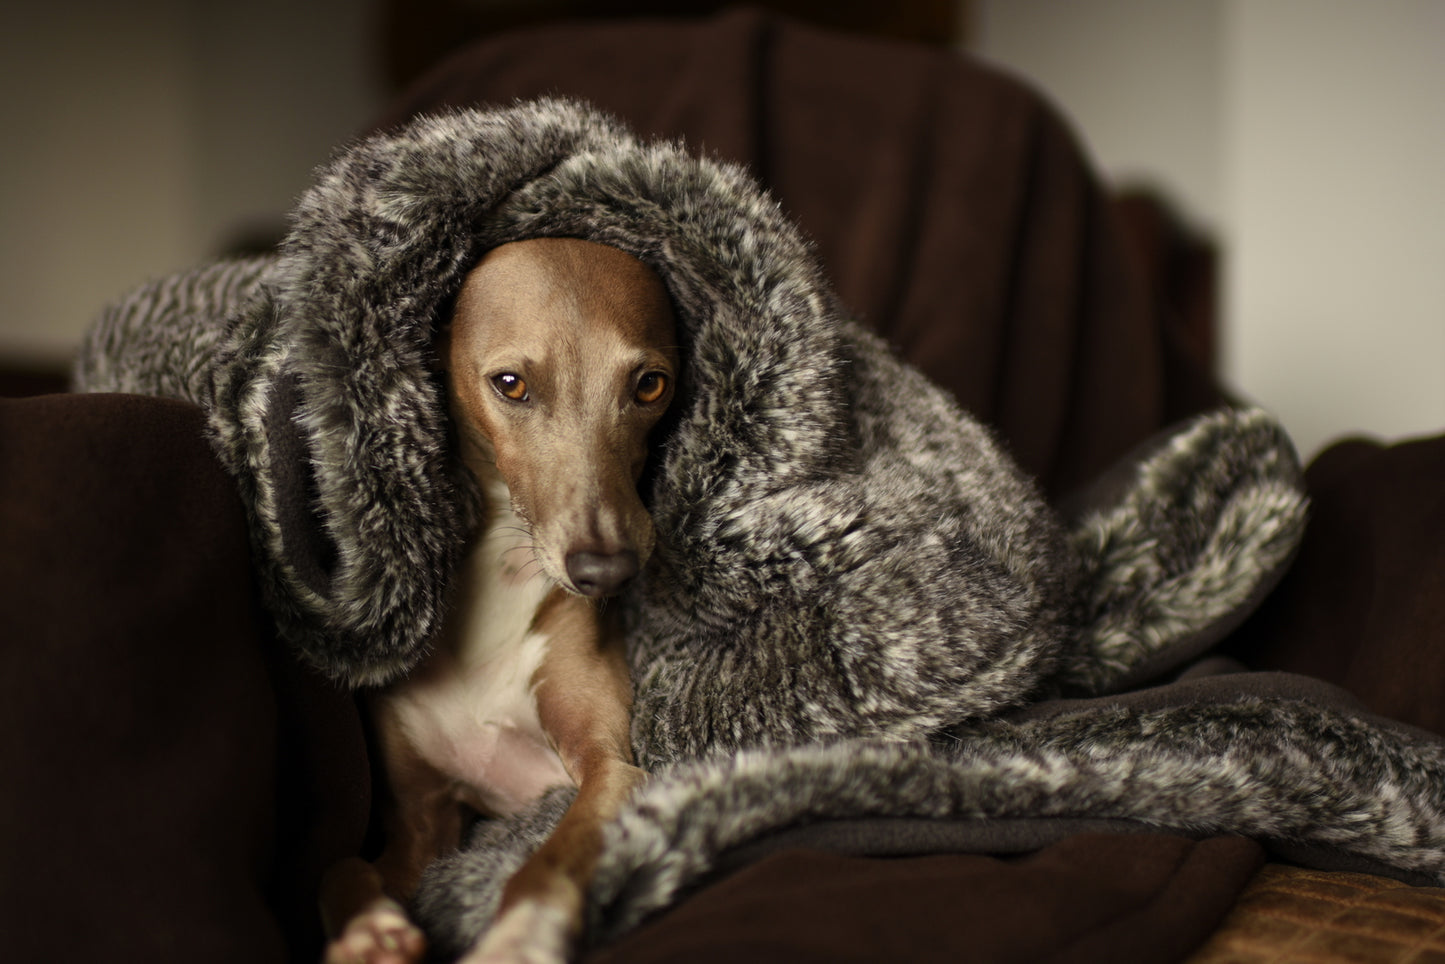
<box><xmin>74</xmin><ymin>100</ymin><xmax>1445</xmax><ymax>957</ymax></box>
<box><xmin>416</xmin><ymin>674</ymin><xmax>1445</xmax><ymax>956</ymax></box>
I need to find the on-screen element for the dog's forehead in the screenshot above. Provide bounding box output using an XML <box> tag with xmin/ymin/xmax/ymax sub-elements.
<box><xmin>507</xmin><ymin>239</ymin><xmax>660</xmax><ymax>293</ymax></box>
<box><xmin>458</xmin><ymin>238</ymin><xmax>675</xmax><ymax>347</ymax></box>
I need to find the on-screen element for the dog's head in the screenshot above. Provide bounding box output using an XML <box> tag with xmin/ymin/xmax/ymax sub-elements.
<box><xmin>441</xmin><ymin>238</ymin><xmax>678</xmax><ymax>597</ymax></box>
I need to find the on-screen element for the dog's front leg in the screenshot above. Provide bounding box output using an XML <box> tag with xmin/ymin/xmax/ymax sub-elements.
<box><xmin>462</xmin><ymin>594</ymin><xmax>645</xmax><ymax>964</ymax></box>
<box><xmin>322</xmin><ymin>705</ymin><xmax>464</xmax><ymax>964</ymax></box>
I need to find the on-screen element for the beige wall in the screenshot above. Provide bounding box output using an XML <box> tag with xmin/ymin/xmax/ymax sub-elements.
<box><xmin>976</xmin><ymin>0</ymin><xmax>1445</xmax><ymax>459</ymax></box>
<box><xmin>0</xmin><ymin>0</ymin><xmax>383</xmax><ymax>365</ymax></box>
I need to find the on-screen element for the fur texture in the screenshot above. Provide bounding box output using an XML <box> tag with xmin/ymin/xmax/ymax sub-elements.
<box><xmin>71</xmin><ymin>99</ymin><xmax>1445</xmax><ymax>961</ymax></box>
<box><xmin>414</xmin><ymin>689</ymin><xmax>1445</xmax><ymax>953</ymax></box>
<box><xmin>1064</xmin><ymin>406</ymin><xmax>1308</xmax><ymax>693</ymax></box>
<box><xmin>74</xmin><ymin>99</ymin><xmax>1077</xmax><ymax>733</ymax></box>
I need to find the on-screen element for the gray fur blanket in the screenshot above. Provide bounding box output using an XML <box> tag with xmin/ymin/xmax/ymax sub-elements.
<box><xmin>75</xmin><ymin>99</ymin><xmax>1445</xmax><ymax>956</ymax></box>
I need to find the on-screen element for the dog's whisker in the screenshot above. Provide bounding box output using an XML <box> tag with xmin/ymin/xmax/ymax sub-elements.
<box><xmin>491</xmin><ymin>542</ymin><xmax>542</xmax><ymax>571</ymax></box>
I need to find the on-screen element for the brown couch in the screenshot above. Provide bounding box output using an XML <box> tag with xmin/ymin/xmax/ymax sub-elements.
<box><xmin>5</xmin><ymin>10</ymin><xmax>1444</xmax><ymax>962</ymax></box>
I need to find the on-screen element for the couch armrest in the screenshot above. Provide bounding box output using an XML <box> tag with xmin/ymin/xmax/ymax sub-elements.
<box><xmin>0</xmin><ymin>393</ymin><xmax>369</xmax><ymax>962</ymax></box>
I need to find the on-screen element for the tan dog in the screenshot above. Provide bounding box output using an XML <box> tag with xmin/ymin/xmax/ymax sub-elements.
<box><xmin>321</xmin><ymin>238</ymin><xmax>678</xmax><ymax>963</ymax></box>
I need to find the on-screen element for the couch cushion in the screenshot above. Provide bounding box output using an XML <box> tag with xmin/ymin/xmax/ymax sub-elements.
<box><xmin>1226</xmin><ymin>431</ymin><xmax>1445</xmax><ymax>736</ymax></box>
<box><xmin>1188</xmin><ymin>864</ymin><xmax>1445</xmax><ymax>963</ymax></box>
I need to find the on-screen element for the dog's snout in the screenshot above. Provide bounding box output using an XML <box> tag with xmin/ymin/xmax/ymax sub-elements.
<box><xmin>566</xmin><ymin>550</ymin><xmax>640</xmax><ymax>597</ymax></box>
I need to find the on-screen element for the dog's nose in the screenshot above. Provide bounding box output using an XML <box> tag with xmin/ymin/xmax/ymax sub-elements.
<box><xmin>566</xmin><ymin>550</ymin><xmax>639</xmax><ymax>597</ymax></box>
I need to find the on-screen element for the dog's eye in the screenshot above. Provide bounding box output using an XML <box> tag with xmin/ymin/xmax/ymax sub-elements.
<box><xmin>492</xmin><ymin>373</ymin><xmax>529</xmax><ymax>401</ymax></box>
<box><xmin>635</xmin><ymin>371</ymin><xmax>669</xmax><ymax>405</ymax></box>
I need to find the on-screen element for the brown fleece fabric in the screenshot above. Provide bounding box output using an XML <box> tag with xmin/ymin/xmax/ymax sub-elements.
<box><xmin>588</xmin><ymin>836</ymin><xmax>1263</xmax><ymax>964</ymax></box>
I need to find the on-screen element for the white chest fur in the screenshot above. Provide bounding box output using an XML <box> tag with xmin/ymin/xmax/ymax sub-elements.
<box><xmin>381</xmin><ymin>470</ymin><xmax>573</xmax><ymax>817</ymax></box>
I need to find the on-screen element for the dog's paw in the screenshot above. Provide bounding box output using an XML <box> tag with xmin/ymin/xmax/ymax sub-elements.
<box><xmin>458</xmin><ymin>898</ymin><xmax>573</xmax><ymax>964</ymax></box>
<box><xmin>323</xmin><ymin>897</ymin><xmax>427</xmax><ymax>964</ymax></box>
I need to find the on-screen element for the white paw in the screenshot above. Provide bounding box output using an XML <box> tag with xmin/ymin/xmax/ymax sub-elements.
<box><xmin>323</xmin><ymin>897</ymin><xmax>427</xmax><ymax>964</ymax></box>
<box><xmin>458</xmin><ymin>898</ymin><xmax>574</xmax><ymax>964</ymax></box>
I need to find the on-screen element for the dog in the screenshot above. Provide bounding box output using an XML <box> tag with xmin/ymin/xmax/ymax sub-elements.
<box><xmin>320</xmin><ymin>237</ymin><xmax>678</xmax><ymax>963</ymax></box>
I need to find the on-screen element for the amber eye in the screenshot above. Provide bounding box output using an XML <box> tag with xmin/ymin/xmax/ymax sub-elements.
<box><xmin>635</xmin><ymin>371</ymin><xmax>669</xmax><ymax>405</ymax></box>
<box><xmin>492</xmin><ymin>373</ymin><xmax>528</xmax><ymax>401</ymax></box>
